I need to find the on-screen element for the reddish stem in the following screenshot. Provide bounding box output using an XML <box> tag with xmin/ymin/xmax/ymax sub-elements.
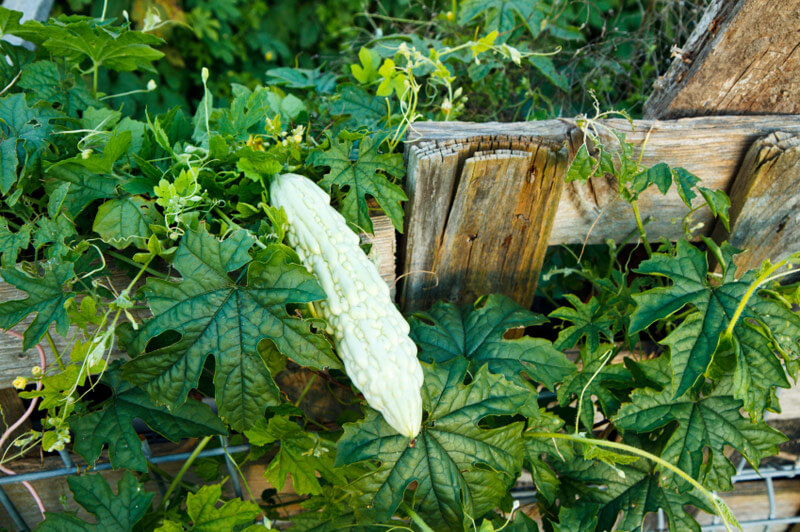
<box><xmin>0</xmin><ymin>330</ymin><xmax>47</xmax><ymax>519</ymax></box>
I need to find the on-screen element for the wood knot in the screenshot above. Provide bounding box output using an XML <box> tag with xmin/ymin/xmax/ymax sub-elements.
<box><xmin>708</xmin><ymin>17</ymin><xmax>721</xmax><ymax>35</ymax></box>
<box><xmin>466</xmin><ymin>233</ymin><xmax>478</xmax><ymax>242</ymax></box>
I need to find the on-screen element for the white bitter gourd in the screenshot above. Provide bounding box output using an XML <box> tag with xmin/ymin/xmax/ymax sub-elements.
<box><xmin>270</xmin><ymin>173</ymin><xmax>424</xmax><ymax>438</ymax></box>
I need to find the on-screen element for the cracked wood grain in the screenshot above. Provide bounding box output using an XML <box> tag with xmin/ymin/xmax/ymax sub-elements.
<box><xmin>712</xmin><ymin>131</ymin><xmax>800</xmax><ymax>272</ymax></box>
<box><xmin>644</xmin><ymin>0</ymin><xmax>800</xmax><ymax>118</ymax></box>
<box><xmin>401</xmin><ymin>124</ymin><xmax>575</xmax><ymax>311</ymax></box>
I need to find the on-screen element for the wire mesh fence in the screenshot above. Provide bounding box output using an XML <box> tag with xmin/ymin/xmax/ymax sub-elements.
<box><xmin>0</xmin><ymin>437</ymin><xmax>249</xmax><ymax>531</ymax></box>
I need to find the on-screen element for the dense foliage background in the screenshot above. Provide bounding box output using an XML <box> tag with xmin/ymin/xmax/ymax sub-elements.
<box><xmin>60</xmin><ymin>0</ymin><xmax>710</xmax><ymax>120</ymax></box>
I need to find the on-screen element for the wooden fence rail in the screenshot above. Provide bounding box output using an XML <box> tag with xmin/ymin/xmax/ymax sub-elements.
<box><xmin>400</xmin><ymin>115</ymin><xmax>800</xmax><ymax>310</ymax></box>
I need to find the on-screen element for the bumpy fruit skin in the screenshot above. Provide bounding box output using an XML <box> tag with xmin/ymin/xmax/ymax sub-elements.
<box><xmin>271</xmin><ymin>173</ymin><xmax>423</xmax><ymax>438</ymax></box>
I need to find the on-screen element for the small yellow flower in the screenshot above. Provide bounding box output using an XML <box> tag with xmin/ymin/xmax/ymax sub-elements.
<box><xmin>247</xmin><ymin>135</ymin><xmax>265</xmax><ymax>151</ymax></box>
<box><xmin>12</xmin><ymin>376</ymin><xmax>27</xmax><ymax>389</ymax></box>
<box><xmin>441</xmin><ymin>97</ymin><xmax>452</xmax><ymax>115</ymax></box>
<box><xmin>265</xmin><ymin>50</ymin><xmax>274</xmax><ymax>61</ymax></box>
<box><xmin>291</xmin><ymin>125</ymin><xmax>305</xmax><ymax>144</ymax></box>
<box><xmin>31</xmin><ymin>365</ymin><xmax>42</xmax><ymax>377</ymax></box>
<box><xmin>445</xmin><ymin>11</ymin><xmax>454</xmax><ymax>21</ymax></box>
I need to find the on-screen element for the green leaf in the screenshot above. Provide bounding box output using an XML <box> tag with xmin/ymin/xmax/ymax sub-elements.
<box><xmin>729</xmin><ymin>323</ymin><xmax>790</xmax><ymax>419</ymax></box>
<box><xmin>33</xmin><ymin>214</ymin><xmax>77</xmax><ymax>260</ymax></box>
<box><xmin>70</xmin><ymin>365</ymin><xmax>226</xmax><ymax>472</ymax></box>
<box><xmin>333</xmin><ymin>85</ymin><xmax>388</xmax><ymax>131</ymax></box>
<box><xmin>0</xmin><ymin>7</ymin><xmax>22</xmax><ymax>36</ymax></box>
<box><xmin>245</xmin><ymin>415</ymin><xmax>343</xmax><ymax>495</ymax></box>
<box><xmin>180</xmin><ymin>483</ymin><xmax>261</xmax><ymax>531</ymax></box>
<box><xmin>557</xmin><ymin>345</ymin><xmax>632</xmax><ymax>430</ymax></box>
<box><xmin>409</xmin><ymin>294</ymin><xmax>574</xmax><ymax>391</ymax></box>
<box><xmin>631</xmin><ymin>240</ymin><xmax>800</xmax><ymax>408</ymax></box>
<box><xmin>290</xmin><ymin>502</ymin><xmax>380</xmax><ymax>532</ymax></box>
<box><xmin>280</xmin><ymin>94</ymin><xmax>306</xmax><ymax>120</ymax></box>
<box><xmin>588</xmin><ymin>462</ymin><xmax>709</xmax><ymax>532</ymax></box>
<box><xmin>44</xmin><ymin>131</ymin><xmax>132</xmax><ymax>218</ymax></box>
<box><xmin>15</xmin><ymin>17</ymin><xmax>164</xmax><ymax>73</ymax></box>
<box><xmin>698</xmin><ymin>186</ymin><xmax>730</xmax><ymax>231</ymax></box>
<box><xmin>215</xmin><ymin>86</ymin><xmax>277</xmax><ymax>140</ymax></box>
<box><xmin>0</xmin><ymin>218</ymin><xmax>31</xmax><ymax>266</ymax></box>
<box><xmin>631</xmin><ymin>162</ymin><xmax>671</xmax><ymax>196</ymax></box>
<box><xmin>237</xmin><ymin>148</ymin><xmax>282</xmax><ymax>181</ymax></box>
<box><xmin>0</xmin><ymin>93</ymin><xmax>56</xmax><ymax>193</ymax></box>
<box><xmin>310</xmin><ymin>134</ymin><xmax>406</xmax><ymax>233</ymax></box>
<box><xmin>458</xmin><ymin>0</ymin><xmax>544</xmax><ymax>38</ymax></box>
<box><xmin>266</xmin><ymin>67</ymin><xmax>337</xmax><ymax>93</ymax></box>
<box><xmin>0</xmin><ymin>137</ymin><xmax>18</xmax><ymax>193</ymax></box>
<box><xmin>335</xmin><ymin>358</ymin><xmax>528</xmax><ymax>530</ymax></box>
<box><xmin>671</xmin><ymin>167</ymin><xmax>700</xmax><ymax>207</ymax></box>
<box><xmin>122</xmin><ymin>227</ymin><xmax>337</xmax><ymax>431</ymax></box>
<box><xmin>614</xmin><ymin>388</ymin><xmax>786</xmax><ymax>491</ymax></box>
<box><xmin>19</xmin><ymin>60</ymin><xmax>98</xmax><ymax>114</ymax></box>
<box><xmin>550</xmin><ymin>294</ymin><xmax>615</xmax><ymax>352</ymax></box>
<box><xmin>36</xmin><ymin>472</ymin><xmax>153</xmax><ymax>531</ymax></box>
<box><xmin>529</xmin><ymin>56</ymin><xmax>568</xmax><ymax>91</ymax></box>
<box><xmin>565</xmin><ymin>144</ymin><xmax>593</xmax><ymax>182</ymax></box>
<box><xmin>0</xmin><ymin>262</ymin><xmax>74</xmax><ymax>350</ymax></box>
<box><xmin>351</xmin><ymin>47</ymin><xmax>381</xmax><ymax>84</ymax></box>
<box><xmin>629</xmin><ymin>241</ymin><xmax>749</xmax><ymax>396</ymax></box>
<box><xmin>550</xmin><ymin>505</ymin><xmax>598</xmax><ymax>532</ymax></box>
<box><xmin>527</xmin><ymin>455</ymin><xmax>560</xmax><ymax>504</ymax></box>
<box><xmin>92</xmin><ymin>196</ymin><xmax>158</xmax><ymax>249</ymax></box>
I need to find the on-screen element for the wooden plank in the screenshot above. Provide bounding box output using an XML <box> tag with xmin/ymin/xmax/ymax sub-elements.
<box><xmin>712</xmin><ymin>131</ymin><xmax>800</xmax><ymax>272</ymax></box>
<box><xmin>644</xmin><ymin>0</ymin><xmax>800</xmax><ymax>119</ymax></box>
<box><xmin>692</xmin><ymin>479</ymin><xmax>800</xmax><ymax>530</ymax></box>
<box><xmin>0</xmin><ymin>217</ymin><xmax>396</xmax><ymax>389</ymax></box>
<box><xmin>404</xmin><ymin>117</ymin><xmax>800</xmax><ymax>255</ymax></box>
<box><xmin>401</xmin><ymin>117</ymin><xmax>800</xmax><ymax>310</ymax></box>
<box><xmin>556</xmin><ymin>115</ymin><xmax>800</xmax><ymax>246</ymax></box>
<box><xmin>0</xmin><ymin>388</ymin><xmax>29</xmax><ymax>456</ymax></box>
<box><xmin>401</xmin><ymin>123</ymin><xmax>575</xmax><ymax>310</ymax></box>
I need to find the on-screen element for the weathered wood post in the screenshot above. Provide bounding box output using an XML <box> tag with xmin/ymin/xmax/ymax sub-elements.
<box><xmin>400</xmin><ymin>121</ymin><xmax>576</xmax><ymax>311</ymax></box>
<box><xmin>713</xmin><ymin>132</ymin><xmax>800</xmax><ymax>272</ymax></box>
<box><xmin>644</xmin><ymin>0</ymin><xmax>800</xmax><ymax>119</ymax></box>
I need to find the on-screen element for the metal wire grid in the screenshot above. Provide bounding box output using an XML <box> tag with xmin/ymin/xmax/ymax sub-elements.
<box><xmin>2</xmin><ymin>438</ymin><xmax>800</xmax><ymax>531</ymax></box>
<box><xmin>697</xmin><ymin>457</ymin><xmax>800</xmax><ymax>532</ymax></box>
<box><xmin>506</xmin><ymin>457</ymin><xmax>800</xmax><ymax>531</ymax></box>
<box><xmin>0</xmin><ymin>437</ymin><xmax>248</xmax><ymax>532</ymax></box>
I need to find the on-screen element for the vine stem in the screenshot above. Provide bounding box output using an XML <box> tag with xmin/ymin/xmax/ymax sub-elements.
<box><xmin>159</xmin><ymin>435</ymin><xmax>213</xmax><ymax>510</ymax></box>
<box><xmin>294</xmin><ymin>374</ymin><xmax>318</xmax><ymax>407</ymax></box>
<box><xmin>0</xmin><ymin>330</ymin><xmax>47</xmax><ymax>519</ymax></box>
<box><xmin>92</xmin><ymin>61</ymin><xmax>99</xmax><ymax>97</ymax></box>
<box><xmin>106</xmin><ymin>250</ymin><xmax>168</xmax><ymax>279</ymax></box>
<box><xmin>631</xmin><ymin>201</ymin><xmax>652</xmax><ymax>256</ymax></box>
<box><xmin>724</xmin><ymin>258</ymin><xmax>791</xmax><ymax>339</ymax></box>
<box><xmin>529</xmin><ymin>432</ymin><xmax>739</xmax><ymax>532</ymax></box>
<box><xmin>45</xmin><ymin>331</ymin><xmax>64</xmax><ymax>370</ymax></box>
<box><xmin>575</xmin><ymin>349</ymin><xmax>613</xmax><ymax>434</ymax></box>
<box><xmin>400</xmin><ymin>502</ymin><xmax>436</xmax><ymax>532</ymax></box>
